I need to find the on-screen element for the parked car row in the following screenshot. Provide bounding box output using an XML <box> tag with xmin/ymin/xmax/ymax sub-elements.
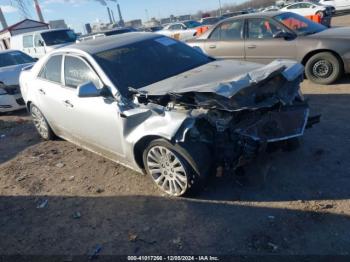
<box><xmin>187</xmin><ymin>11</ymin><xmax>350</xmax><ymax>85</ymax></box>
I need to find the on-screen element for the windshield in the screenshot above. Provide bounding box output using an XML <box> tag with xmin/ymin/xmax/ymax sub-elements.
<box><xmin>0</xmin><ymin>51</ymin><xmax>35</xmax><ymax>68</ymax></box>
<box><xmin>41</xmin><ymin>30</ymin><xmax>77</xmax><ymax>46</ymax></box>
<box><xmin>183</xmin><ymin>21</ymin><xmax>202</xmax><ymax>28</ymax></box>
<box><xmin>274</xmin><ymin>12</ymin><xmax>327</xmax><ymax>35</ymax></box>
<box><xmin>93</xmin><ymin>37</ymin><xmax>213</xmax><ymax>96</ymax></box>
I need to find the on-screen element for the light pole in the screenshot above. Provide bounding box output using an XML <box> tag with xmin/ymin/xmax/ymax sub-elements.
<box><xmin>218</xmin><ymin>0</ymin><xmax>222</xmax><ymax>16</ymax></box>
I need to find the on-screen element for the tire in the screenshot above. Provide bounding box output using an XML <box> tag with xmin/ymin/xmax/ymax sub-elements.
<box><xmin>143</xmin><ymin>139</ymin><xmax>211</xmax><ymax>197</ymax></box>
<box><xmin>305</xmin><ymin>52</ymin><xmax>343</xmax><ymax>85</ymax></box>
<box><xmin>30</xmin><ymin>104</ymin><xmax>55</xmax><ymax>140</ymax></box>
<box><xmin>316</xmin><ymin>11</ymin><xmax>324</xmax><ymax>18</ymax></box>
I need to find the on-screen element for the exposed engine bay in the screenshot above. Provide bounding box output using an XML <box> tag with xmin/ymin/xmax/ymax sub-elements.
<box><xmin>131</xmin><ymin>60</ymin><xmax>320</xmax><ymax>174</ymax></box>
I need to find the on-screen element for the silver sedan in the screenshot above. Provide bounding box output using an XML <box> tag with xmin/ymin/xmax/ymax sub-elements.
<box><xmin>20</xmin><ymin>33</ymin><xmax>314</xmax><ymax>197</ymax></box>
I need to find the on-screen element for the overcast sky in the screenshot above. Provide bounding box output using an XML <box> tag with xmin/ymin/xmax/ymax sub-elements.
<box><xmin>0</xmin><ymin>0</ymin><xmax>245</xmax><ymax>32</ymax></box>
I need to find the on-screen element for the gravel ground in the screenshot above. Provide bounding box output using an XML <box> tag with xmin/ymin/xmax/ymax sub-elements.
<box><xmin>1</xmin><ymin>15</ymin><xmax>350</xmax><ymax>259</ymax></box>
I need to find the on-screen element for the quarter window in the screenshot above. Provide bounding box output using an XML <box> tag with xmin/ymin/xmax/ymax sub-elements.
<box><xmin>23</xmin><ymin>35</ymin><xmax>33</xmax><ymax>48</ymax></box>
<box><xmin>38</xmin><ymin>55</ymin><xmax>62</xmax><ymax>83</ymax></box>
<box><xmin>64</xmin><ymin>56</ymin><xmax>100</xmax><ymax>88</ymax></box>
<box><xmin>210</xmin><ymin>20</ymin><xmax>243</xmax><ymax>41</ymax></box>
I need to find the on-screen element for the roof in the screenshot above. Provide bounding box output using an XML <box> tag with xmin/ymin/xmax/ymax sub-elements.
<box><xmin>228</xmin><ymin>11</ymin><xmax>285</xmax><ymax>20</ymax></box>
<box><xmin>63</xmin><ymin>32</ymin><xmax>158</xmax><ymax>54</ymax></box>
<box><xmin>0</xmin><ymin>19</ymin><xmax>48</xmax><ymax>34</ymax></box>
<box><xmin>0</xmin><ymin>49</ymin><xmax>16</xmax><ymax>54</ymax></box>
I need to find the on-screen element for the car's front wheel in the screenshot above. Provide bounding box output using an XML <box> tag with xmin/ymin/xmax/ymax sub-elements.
<box><xmin>305</xmin><ymin>52</ymin><xmax>343</xmax><ymax>85</ymax></box>
<box><xmin>143</xmin><ymin>139</ymin><xmax>208</xmax><ymax>197</ymax></box>
<box><xmin>30</xmin><ymin>104</ymin><xmax>55</xmax><ymax>140</ymax></box>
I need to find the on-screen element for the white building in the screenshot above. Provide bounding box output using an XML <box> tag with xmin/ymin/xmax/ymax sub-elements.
<box><xmin>0</xmin><ymin>19</ymin><xmax>49</xmax><ymax>50</ymax></box>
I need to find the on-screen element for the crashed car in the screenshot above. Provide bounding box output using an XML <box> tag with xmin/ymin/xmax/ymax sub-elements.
<box><xmin>0</xmin><ymin>50</ymin><xmax>36</xmax><ymax>113</ymax></box>
<box><xmin>20</xmin><ymin>33</ymin><xmax>318</xmax><ymax>197</ymax></box>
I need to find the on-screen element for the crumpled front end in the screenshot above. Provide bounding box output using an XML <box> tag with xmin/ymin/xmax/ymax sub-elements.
<box><xmin>132</xmin><ymin>60</ymin><xmax>319</xmax><ymax>173</ymax></box>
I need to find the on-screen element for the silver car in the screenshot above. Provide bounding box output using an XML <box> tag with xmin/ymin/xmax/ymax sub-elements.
<box><xmin>20</xmin><ymin>33</ymin><xmax>315</xmax><ymax>197</ymax></box>
<box><xmin>0</xmin><ymin>50</ymin><xmax>36</xmax><ymax>113</ymax></box>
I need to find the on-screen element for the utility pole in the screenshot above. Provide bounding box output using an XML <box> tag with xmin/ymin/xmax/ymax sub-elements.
<box><xmin>218</xmin><ymin>0</ymin><xmax>222</xmax><ymax>16</ymax></box>
<box><xmin>145</xmin><ymin>9</ymin><xmax>149</xmax><ymax>22</ymax></box>
<box><xmin>34</xmin><ymin>0</ymin><xmax>44</xmax><ymax>22</ymax></box>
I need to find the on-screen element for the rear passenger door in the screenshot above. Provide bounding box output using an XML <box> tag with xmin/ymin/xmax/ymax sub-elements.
<box><xmin>34</xmin><ymin>33</ymin><xmax>46</xmax><ymax>58</ymax></box>
<box><xmin>35</xmin><ymin>55</ymin><xmax>71</xmax><ymax>134</ymax></box>
<box><xmin>203</xmin><ymin>19</ymin><xmax>245</xmax><ymax>60</ymax></box>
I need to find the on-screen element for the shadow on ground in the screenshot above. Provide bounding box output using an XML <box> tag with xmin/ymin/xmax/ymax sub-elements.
<box><xmin>0</xmin><ymin>195</ymin><xmax>349</xmax><ymax>256</ymax></box>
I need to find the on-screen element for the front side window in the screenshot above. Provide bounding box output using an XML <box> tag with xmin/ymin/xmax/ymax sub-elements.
<box><xmin>38</xmin><ymin>55</ymin><xmax>62</xmax><ymax>83</ymax></box>
<box><xmin>248</xmin><ymin>18</ymin><xmax>286</xmax><ymax>39</ymax></box>
<box><xmin>169</xmin><ymin>24</ymin><xmax>182</xmax><ymax>30</ymax></box>
<box><xmin>64</xmin><ymin>56</ymin><xmax>100</xmax><ymax>88</ymax></box>
<box><xmin>23</xmin><ymin>35</ymin><xmax>33</xmax><ymax>48</ymax></box>
<box><xmin>210</xmin><ymin>20</ymin><xmax>243</xmax><ymax>41</ymax></box>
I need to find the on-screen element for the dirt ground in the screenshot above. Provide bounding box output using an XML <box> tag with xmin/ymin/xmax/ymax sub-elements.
<box><xmin>1</xmin><ymin>16</ymin><xmax>350</xmax><ymax>259</ymax></box>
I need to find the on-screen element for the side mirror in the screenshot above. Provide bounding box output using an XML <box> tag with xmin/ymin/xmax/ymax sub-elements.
<box><xmin>77</xmin><ymin>81</ymin><xmax>101</xmax><ymax>98</ymax></box>
<box><xmin>273</xmin><ymin>31</ymin><xmax>295</xmax><ymax>40</ymax></box>
<box><xmin>38</xmin><ymin>40</ymin><xmax>44</xmax><ymax>46</ymax></box>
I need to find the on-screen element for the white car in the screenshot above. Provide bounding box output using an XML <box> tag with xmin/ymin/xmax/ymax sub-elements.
<box><xmin>281</xmin><ymin>2</ymin><xmax>329</xmax><ymax>17</ymax></box>
<box><xmin>0</xmin><ymin>50</ymin><xmax>36</xmax><ymax>113</ymax></box>
<box><xmin>11</xmin><ymin>29</ymin><xmax>77</xmax><ymax>59</ymax></box>
<box><xmin>157</xmin><ymin>20</ymin><xmax>202</xmax><ymax>41</ymax></box>
<box><xmin>317</xmin><ymin>0</ymin><xmax>350</xmax><ymax>11</ymax></box>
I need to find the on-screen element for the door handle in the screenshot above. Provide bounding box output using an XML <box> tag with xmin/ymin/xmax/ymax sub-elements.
<box><xmin>247</xmin><ymin>45</ymin><xmax>257</xmax><ymax>49</ymax></box>
<box><xmin>63</xmin><ymin>100</ymin><xmax>74</xmax><ymax>108</ymax></box>
<box><xmin>209</xmin><ymin>45</ymin><xmax>217</xmax><ymax>49</ymax></box>
<box><xmin>38</xmin><ymin>89</ymin><xmax>45</xmax><ymax>95</ymax></box>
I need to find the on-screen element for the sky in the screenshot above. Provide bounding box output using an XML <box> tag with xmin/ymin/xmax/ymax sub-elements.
<box><xmin>0</xmin><ymin>0</ymin><xmax>245</xmax><ymax>33</ymax></box>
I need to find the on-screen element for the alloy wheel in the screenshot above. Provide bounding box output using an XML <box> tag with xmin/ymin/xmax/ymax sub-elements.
<box><xmin>31</xmin><ymin>106</ymin><xmax>49</xmax><ymax>139</ymax></box>
<box><xmin>146</xmin><ymin>146</ymin><xmax>188</xmax><ymax>196</ymax></box>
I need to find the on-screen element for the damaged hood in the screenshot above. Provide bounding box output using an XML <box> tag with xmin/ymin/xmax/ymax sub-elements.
<box><xmin>139</xmin><ymin>59</ymin><xmax>304</xmax><ymax>99</ymax></box>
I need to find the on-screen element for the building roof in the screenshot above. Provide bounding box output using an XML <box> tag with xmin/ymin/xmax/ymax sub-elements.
<box><xmin>0</xmin><ymin>19</ymin><xmax>49</xmax><ymax>34</ymax></box>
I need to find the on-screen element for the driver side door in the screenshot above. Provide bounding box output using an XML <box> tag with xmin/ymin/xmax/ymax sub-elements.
<box><xmin>33</xmin><ymin>33</ymin><xmax>46</xmax><ymax>58</ymax></box>
<box><xmin>244</xmin><ymin>18</ymin><xmax>297</xmax><ymax>64</ymax></box>
<box><xmin>60</xmin><ymin>55</ymin><xmax>126</xmax><ymax>158</ymax></box>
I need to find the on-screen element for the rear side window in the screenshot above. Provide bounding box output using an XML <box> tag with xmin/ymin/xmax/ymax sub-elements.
<box><xmin>38</xmin><ymin>55</ymin><xmax>62</xmax><ymax>83</ymax></box>
<box><xmin>210</xmin><ymin>20</ymin><xmax>243</xmax><ymax>41</ymax></box>
<box><xmin>64</xmin><ymin>56</ymin><xmax>100</xmax><ymax>88</ymax></box>
<box><xmin>23</xmin><ymin>35</ymin><xmax>33</xmax><ymax>48</ymax></box>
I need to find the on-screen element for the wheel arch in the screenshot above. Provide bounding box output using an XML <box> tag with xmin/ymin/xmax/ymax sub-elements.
<box><xmin>301</xmin><ymin>49</ymin><xmax>344</xmax><ymax>70</ymax></box>
<box><xmin>133</xmin><ymin>135</ymin><xmax>167</xmax><ymax>171</ymax></box>
<box><xmin>26</xmin><ymin>101</ymin><xmax>32</xmax><ymax>112</ymax></box>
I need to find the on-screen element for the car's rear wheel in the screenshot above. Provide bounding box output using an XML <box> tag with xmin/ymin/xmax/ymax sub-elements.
<box><xmin>30</xmin><ymin>104</ymin><xmax>54</xmax><ymax>140</ymax></box>
<box><xmin>305</xmin><ymin>52</ymin><xmax>342</xmax><ymax>85</ymax></box>
<box><xmin>316</xmin><ymin>11</ymin><xmax>324</xmax><ymax>18</ymax></box>
<box><xmin>143</xmin><ymin>139</ymin><xmax>209</xmax><ymax>197</ymax></box>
